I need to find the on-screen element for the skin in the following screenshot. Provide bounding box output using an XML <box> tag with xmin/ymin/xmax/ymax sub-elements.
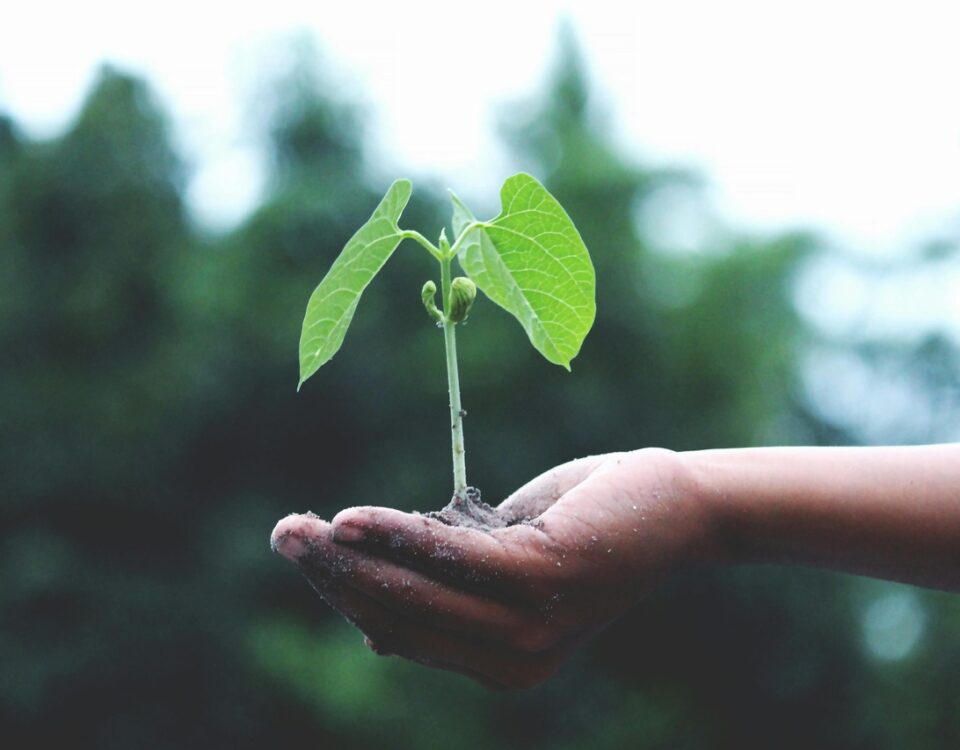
<box><xmin>270</xmin><ymin>444</ymin><xmax>960</xmax><ymax>690</ymax></box>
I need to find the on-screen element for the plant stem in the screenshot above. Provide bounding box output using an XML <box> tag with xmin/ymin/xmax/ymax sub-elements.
<box><xmin>447</xmin><ymin>221</ymin><xmax>484</xmax><ymax>256</ymax></box>
<box><xmin>400</xmin><ymin>230</ymin><xmax>443</xmax><ymax>261</ymax></box>
<box><xmin>440</xmin><ymin>253</ymin><xmax>468</xmax><ymax>496</ymax></box>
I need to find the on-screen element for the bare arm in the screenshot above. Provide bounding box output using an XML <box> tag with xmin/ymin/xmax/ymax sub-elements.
<box><xmin>271</xmin><ymin>444</ymin><xmax>960</xmax><ymax>689</ymax></box>
<box><xmin>690</xmin><ymin>444</ymin><xmax>960</xmax><ymax>590</ymax></box>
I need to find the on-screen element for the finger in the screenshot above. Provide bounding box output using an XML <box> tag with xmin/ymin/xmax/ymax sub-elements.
<box><xmin>278</xmin><ymin>514</ymin><xmax>538</xmax><ymax>644</ymax></box>
<box><xmin>274</xmin><ymin>513</ymin><xmax>544</xmax><ymax>645</ymax></box>
<box><xmin>271</xmin><ymin>512</ymin><xmax>330</xmax><ymax>562</ymax></box>
<box><xmin>330</xmin><ymin>506</ymin><xmax>558</xmax><ymax>595</ymax></box>
<box><xmin>537</xmin><ymin>470</ymin><xmax>623</xmax><ymax>551</ymax></box>
<box><xmin>274</xmin><ymin>515</ymin><xmax>578</xmax><ymax>687</ymax></box>
<box><xmin>288</xmin><ymin>555</ymin><xmax>510</xmax><ymax>688</ymax></box>
<box><xmin>315</xmin><ymin>573</ymin><xmax>563</xmax><ymax>691</ymax></box>
<box><xmin>497</xmin><ymin>454</ymin><xmax>615</xmax><ymax>522</ymax></box>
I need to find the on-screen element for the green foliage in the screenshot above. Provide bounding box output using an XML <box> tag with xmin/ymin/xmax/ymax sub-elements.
<box><xmin>453</xmin><ymin>174</ymin><xmax>596</xmax><ymax>369</ymax></box>
<box><xmin>299</xmin><ymin>172</ymin><xmax>595</xmax><ymax>384</ymax></box>
<box><xmin>298</xmin><ymin>179</ymin><xmax>412</xmax><ymax>388</ymax></box>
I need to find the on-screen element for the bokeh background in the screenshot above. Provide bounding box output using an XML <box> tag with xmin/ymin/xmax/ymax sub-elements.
<box><xmin>2</xmin><ymin>3</ymin><xmax>960</xmax><ymax>748</ymax></box>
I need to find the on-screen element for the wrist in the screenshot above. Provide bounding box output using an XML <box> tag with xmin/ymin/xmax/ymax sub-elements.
<box><xmin>618</xmin><ymin>447</ymin><xmax>730</xmax><ymax>570</ymax></box>
<box><xmin>677</xmin><ymin>449</ymin><xmax>751</xmax><ymax>565</ymax></box>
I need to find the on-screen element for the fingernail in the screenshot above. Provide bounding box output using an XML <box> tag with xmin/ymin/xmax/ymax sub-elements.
<box><xmin>272</xmin><ymin>532</ymin><xmax>307</xmax><ymax>562</ymax></box>
<box><xmin>333</xmin><ymin>523</ymin><xmax>366</xmax><ymax>544</ymax></box>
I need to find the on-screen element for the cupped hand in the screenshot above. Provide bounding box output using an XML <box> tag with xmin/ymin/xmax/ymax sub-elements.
<box><xmin>270</xmin><ymin>448</ymin><xmax>713</xmax><ymax>690</ymax></box>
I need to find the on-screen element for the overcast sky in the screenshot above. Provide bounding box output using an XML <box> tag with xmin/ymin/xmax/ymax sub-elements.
<box><xmin>1</xmin><ymin>0</ymin><xmax>958</xmax><ymax>265</ymax></box>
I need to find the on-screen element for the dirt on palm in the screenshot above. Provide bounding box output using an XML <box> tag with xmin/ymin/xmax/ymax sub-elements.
<box><xmin>423</xmin><ymin>486</ymin><xmax>536</xmax><ymax>533</ymax></box>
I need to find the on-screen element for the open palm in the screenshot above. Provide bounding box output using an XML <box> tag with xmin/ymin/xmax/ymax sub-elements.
<box><xmin>271</xmin><ymin>448</ymin><xmax>708</xmax><ymax>690</ymax></box>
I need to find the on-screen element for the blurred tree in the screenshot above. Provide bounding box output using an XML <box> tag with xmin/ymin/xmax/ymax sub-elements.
<box><xmin>0</xmin><ymin>65</ymin><xmax>360</xmax><ymax>748</ymax></box>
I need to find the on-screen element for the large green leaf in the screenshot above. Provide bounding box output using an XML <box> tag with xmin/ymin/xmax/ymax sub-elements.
<box><xmin>452</xmin><ymin>173</ymin><xmax>595</xmax><ymax>369</ymax></box>
<box><xmin>298</xmin><ymin>179</ymin><xmax>412</xmax><ymax>389</ymax></box>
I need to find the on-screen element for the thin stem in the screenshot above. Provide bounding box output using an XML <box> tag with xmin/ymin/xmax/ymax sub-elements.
<box><xmin>440</xmin><ymin>253</ymin><xmax>468</xmax><ymax>496</ymax></box>
<box><xmin>448</xmin><ymin>221</ymin><xmax>485</xmax><ymax>258</ymax></box>
<box><xmin>400</xmin><ymin>230</ymin><xmax>443</xmax><ymax>261</ymax></box>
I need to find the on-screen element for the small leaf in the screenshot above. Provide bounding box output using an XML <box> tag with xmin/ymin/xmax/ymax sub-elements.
<box><xmin>452</xmin><ymin>174</ymin><xmax>595</xmax><ymax>369</ymax></box>
<box><xmin>298</xmin><ymin>179</ymin><xmax>412</xmax><ymax>389</ymax></box>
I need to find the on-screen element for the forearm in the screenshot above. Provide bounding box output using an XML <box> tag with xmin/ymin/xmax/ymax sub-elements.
<box><xmin>683</xmin><ymin>445</ymin><xmax>960</xmax><ymax>591</ymax></box>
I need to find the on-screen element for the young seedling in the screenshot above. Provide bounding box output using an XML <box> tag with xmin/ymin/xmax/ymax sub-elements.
<box><xmin>298</xmin><ymin>173</ymin><xmax>595</xmax><ymax>522</ymax></box>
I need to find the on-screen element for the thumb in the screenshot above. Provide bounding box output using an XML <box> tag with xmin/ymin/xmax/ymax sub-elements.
<box><xmin>496</xmin><ymin>454</ymin><xmax>618</xmax><ymax>523</ymax></box>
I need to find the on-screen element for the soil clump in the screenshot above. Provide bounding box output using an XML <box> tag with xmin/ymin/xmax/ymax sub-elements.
<box><xmin>423</xmin><ymin>486</ymin><xmax>534</xmax><ymax>533</ymax></box>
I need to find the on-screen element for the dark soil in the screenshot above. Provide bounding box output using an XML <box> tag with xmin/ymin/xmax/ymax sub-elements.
<box><xmin>423</xmin><ymin>486</ymin><xmax>535</xmax><ymax>533</ymax></box>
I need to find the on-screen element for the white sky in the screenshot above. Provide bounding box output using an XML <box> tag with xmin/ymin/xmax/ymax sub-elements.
<box><xmin>1</xmin><ymin>0</ymin><xmax>958</xmax><ymax>262</ymax></box>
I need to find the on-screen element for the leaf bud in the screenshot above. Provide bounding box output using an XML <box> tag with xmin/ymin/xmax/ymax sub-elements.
<box><xmin>421</xmin><ymin>280</ymin><xmax>442</xmax><ymax>323</ymax></box>
<box><xmin>448</xmin><ymin>277</ymin><xmax>477</xmax><ymax>323</ymax></box>
<box><xmin>438</xmin><ymin>227</ymin><xmax>451</xmax><ymax>254</ymax></box>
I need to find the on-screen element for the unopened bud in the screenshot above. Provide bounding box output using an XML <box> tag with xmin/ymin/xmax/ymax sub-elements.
<box><xmin>438</xmin><ymin>227</ymin><xmax>451</xmax><ymax>254</ymax></box>
<box><xmin>421</xmin><ymin>280</ymin><xmax>442</xmax><ymax>323</ymax></box>
<box><xmin>448</xmin><ymin>277</ymin><xmax>477</xmax><ymax>323</ymax></box>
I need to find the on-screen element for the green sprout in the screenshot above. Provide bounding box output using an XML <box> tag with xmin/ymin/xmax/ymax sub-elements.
<box><xmin>298</xmin><ymin>173</ymin><xmax>596</xmax><ymax>499</ymax></box>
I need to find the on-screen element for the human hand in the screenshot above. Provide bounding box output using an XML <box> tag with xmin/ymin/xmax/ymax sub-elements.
<box><xmin>270</xmin><ymin>448</ymin><xmax>713</xmax><ymax>689</ymax></box>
